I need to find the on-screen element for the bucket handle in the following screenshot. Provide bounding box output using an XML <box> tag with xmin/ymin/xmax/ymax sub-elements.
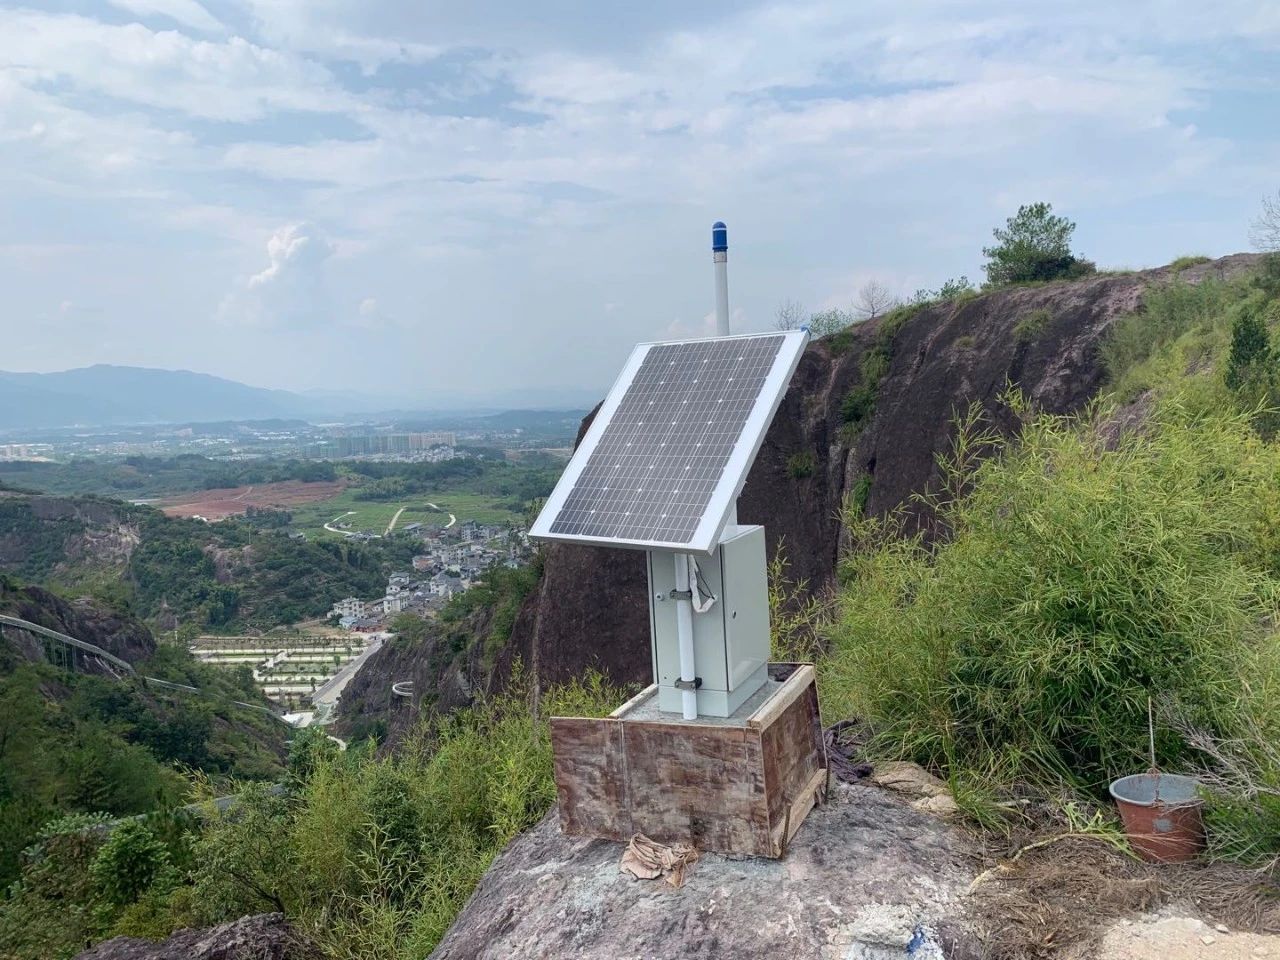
<box><xmin>1146</xmin><ymin>697</ymin><xmax>1163</xmax><ymax>803</ymax></box>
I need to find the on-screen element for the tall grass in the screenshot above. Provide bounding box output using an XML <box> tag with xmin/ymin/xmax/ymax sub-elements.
<box><xmin>1102</xmin><ymin>275</ymin><xmax>1244</xmax><ymax>399</ymax></box>
<box><xmin>819</xmin><ymin>395</ymin><xmax>1280</xmax><ymax>794</ymax></box>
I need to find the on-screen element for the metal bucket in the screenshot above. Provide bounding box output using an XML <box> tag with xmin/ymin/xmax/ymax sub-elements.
<box><xmin>1109</xmin><ymin>773</ymin><xmax>1205</xmax><ymax>863</ymax></box>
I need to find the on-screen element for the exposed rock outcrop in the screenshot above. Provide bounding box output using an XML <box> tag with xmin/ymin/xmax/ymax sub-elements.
<box><xmin>0</xmin><ymin>579</ymin><xmax>156</xmax><ymax>668</ymax></box>
<box><xmin>75</xmin><ymin>913</ymin><xmax>313</xmax><ymax>960</ymax></box>
<box><xmin>335</xmin><ymin>610</ymin><xmax>487</xmax><ymax>745</ymax></box>
<box><xmin>429</xmin><ymin>782</ymin><xmax>980</xmax><ymax>960</ymax></box>
<box><xmin>0</xmin><ymin>493</ymin><xmax>142</xmax><ymax>573</ymax></box>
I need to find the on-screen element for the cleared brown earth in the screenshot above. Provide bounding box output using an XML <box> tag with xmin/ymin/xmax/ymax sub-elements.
<box><xmin>159</xmin><ymin>480</ymin><xmax>346</xmax><ymax>520</ymax></box>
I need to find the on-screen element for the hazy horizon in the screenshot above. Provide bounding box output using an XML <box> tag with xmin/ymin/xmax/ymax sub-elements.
<box><xmin>2</xmin><ymin>1</ymin><xmax>1278</xmax><ymax>398</ymax></box>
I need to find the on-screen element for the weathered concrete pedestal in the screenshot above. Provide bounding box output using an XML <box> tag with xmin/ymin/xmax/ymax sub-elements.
<box><xmin>550</xmin><ymin>663</ymin><xmax>827</xmax><ymax>858</ymax></box>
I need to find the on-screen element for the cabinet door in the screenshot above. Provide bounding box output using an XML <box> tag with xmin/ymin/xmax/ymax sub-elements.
<box><xmin>721</xmin><ymin>528</ymin><xmax>770</xmax><ymax>691</ymax></box>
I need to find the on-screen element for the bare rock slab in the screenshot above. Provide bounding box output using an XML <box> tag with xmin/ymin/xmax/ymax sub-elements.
<box><xmin>429</xmin><ymin>783</ymin><xmax>979</xmax><ymax>960</ymax></box>
<box><xmin>1097</xmin><ymin>914</ymin><xmax>1280</xmax><ymax>960</ymax></box>
<box><xmin>75</xmin><ymin>913</ymin><xmax>312</xmax><ymax>960</ymax></box>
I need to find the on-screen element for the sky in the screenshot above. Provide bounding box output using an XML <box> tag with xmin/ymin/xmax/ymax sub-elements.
<box><xmin>1</xmin><ymin>1</ymin><xmax>1278</xmax><ymax>407</ymax></box>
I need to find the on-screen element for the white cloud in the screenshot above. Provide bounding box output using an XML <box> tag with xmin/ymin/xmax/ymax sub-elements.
<box><xmin>106</xmin><ymin>0</ymin><xmax>223</xmax><ymax>34</ymax></box>
<box><xmin>235</xmin><ymin>0</ymin><xmax>442</xmax><ymax>72</ymax></box>
<box><xmin>351</xmin><ymin>296</ymin><xmax>398</xmax><ymax>330</ymax></box>
<box><xmin>249</xmin><ymin>223</ymin><xmax>332</xmax><ymax>287</ymax></box>
<box><xmin>222</xmin><ymin>223</ymin><xmax>334</xmax><ymax>328</ymax></box>
<box><xmin>0</xmin><ymin>10</ymin><xmax>350</xmax><ymax>122</ymax></box>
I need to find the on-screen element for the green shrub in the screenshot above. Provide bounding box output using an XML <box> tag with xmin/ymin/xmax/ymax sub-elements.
<box><xmin>1225</xmin><ymin>301</ymin><xmax>1276</xmax><ymax>391</ymax></box>
<box><xmin>954</xmin><ymin>335</ymin><xmax>976</xmax><ymax>350</ymax></box>
<box><xmin>90</xmin><ymin>820</ymin><xmax>171</xmax><ymax>907</ymax></box>
<box><xmin>821</xmin><ymin>396</ymin><xmax>1280</xmax><ymax>795</ymax></box>
<box><xmin>1224</xmin><ymin>301</ymin><xmax>1280</xmax><ymax>439</ymax></box>
<box><xmin>1252</xmin><ymin>253</ymin><xmax>1280</xmax><ymax>298</ymax></box>
<box><xmin>836</xmin><ymin>305</ymin><xmax>917</xmax><ymax>441</ymax></box>
<box><xmin>786</xmin><ymin>451</ymin><xmax>816</xmax><ymax>479</ymax></box>
<box><xmin>189</xmin><ymin>783</ymin><xmax>297</xmax><ymax>922</ymax></box>
<box><xmin>809</xmin><ymin>308</ymin><xmax>856</xmax><ymax>338</ymax></box>
<box><xmin>840</xmin><ymin>372</ymin><xmax>882</xmax><ymax>428</ymax></box>
<box><xmin>826</xmin><ymin>327</ymin><xmax>856</xmax><ymax>355</ymax></box>
<box><xmin>1013</xmin><ymin>307</ymin><xmax>1052</xmax><ymax>344</ymax></box>
<box><xmin>0</xmin><ymin>813</ymin><xmax>114</xmax><ymax>959</ymax></box>
<box><xmin>1170</xmin><ymin>255</ymin><xmax>1211</xmax><ymax>272</ymax></box>
<box><xmin>912</xmin><ymin>276</ymin><xmax>976</xmax><ymax>306</ymax></box>
<box><xmin>1204</xmin><ymin>792</ymin><xmax>1280</xmax><ymax>864</ymax></box>
<box><xmin>439</xmin><ymin>556</ymin><xmax>544</xmax><ymax>669</ymax></box>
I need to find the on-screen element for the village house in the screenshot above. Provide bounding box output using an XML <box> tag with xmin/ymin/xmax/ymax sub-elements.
<box><xmin>331</xmin><ymin>597</ymin><xmax>367</xmax><ymax>619</ymax></box>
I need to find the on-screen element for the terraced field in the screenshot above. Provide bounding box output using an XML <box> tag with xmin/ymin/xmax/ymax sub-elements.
<box><xmin>191</xmin><ymin>634</ymin><xmax>375</xmax><ymax>710</ymax></box>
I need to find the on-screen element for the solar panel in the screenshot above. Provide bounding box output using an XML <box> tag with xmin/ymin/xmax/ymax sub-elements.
<box><xmin>530</xmin><ymin>330</ymin><xmax>808</xmax><ymax>554</ymax></box>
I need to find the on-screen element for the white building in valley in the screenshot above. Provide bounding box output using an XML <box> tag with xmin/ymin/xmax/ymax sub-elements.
<box><xmin>330</xmin><ymin>597</ymin><xmax>367</xmax><ymax>619</ymax></box>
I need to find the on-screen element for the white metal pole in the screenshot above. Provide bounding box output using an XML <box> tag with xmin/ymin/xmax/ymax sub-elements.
<box><xmin>712</xmin><ymin>221</ymin><xmax>729</xmax><ymax>336</ymax></box>
<box><xmin>673</xmin><ymin>553</ymin><xmax>698</xmax><ymax>720</ymax></box>
<box><xmin>712</xmin><ymin>221</ymin><xmax>736</xmax><ymax>524</ymax></box>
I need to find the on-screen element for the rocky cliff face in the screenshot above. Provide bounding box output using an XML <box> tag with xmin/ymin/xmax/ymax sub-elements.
<box><xmin>0</xmin><ymin>493</ymin><xmax>142</xmax><ymax>574</ymax></box>
<box><xmin>335</xmin><ymin>610</ymin><xmax>491</xmax><ymax>745</ymax></box>
<box><xmin>340</xmin><ymin>255</ymin><xmax>1260</xmax><ymax>738</ymax></box>
<box><xmin>0</xmin><ymin>578</ymin><xmax>156</xmax><ymax>669</ymax></box>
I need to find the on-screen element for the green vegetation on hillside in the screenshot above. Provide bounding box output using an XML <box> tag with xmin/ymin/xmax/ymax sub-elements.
<box><xmin>792</xmin><ymin>256</ymin><xmax>1280</xmax><ymax>859</ymax></box>
<box><xmin>437</xmin><ymin>555</ymin><xmax>545</xmax><ymax>668</ymax></box>
<box><xmin>0</xmin><ymin>497</ymin><xmax>396</xmax><ymax>632</ymax></box>
<box><xmin>838</xmin><ymin>303</ymin><xmax>917</xmax><ymax>439</ymax></box>
<box><xmin>129</xmin><ymin>512</ymin><xmax>393</xmax><ymax>628</ymax></box>
<box><xmin>0</xmin><ymin>675</ymin><xmax>620</xmax><ymax>960</ymax></box>
<box><xmin>0</xmin><ymin>453</ymin><xmax>559</xmax><ymax>631</ymax></box>
<box><xmin>0</xmin><ymin>584</ymin><xmax>285</xmax><ymax>890</ymax></box>
<box><xmin>0</xmin><ymin>456</ymin><xmax>338</xmax><ymax>501</ymax></box>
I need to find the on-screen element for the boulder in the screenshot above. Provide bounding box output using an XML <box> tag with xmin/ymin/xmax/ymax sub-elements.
<box><xmin>429</xmin><ymin>783</ymin><xmax>981</xmax><ymax>960</ymax></box>
<box><xmin>75</xmin><ymin>913</ymin><xmax>313</xmax><ymax>960</ymax></box>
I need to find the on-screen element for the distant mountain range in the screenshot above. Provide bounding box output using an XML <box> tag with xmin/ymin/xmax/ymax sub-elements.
<box><xmin>0</xmin><ymin>365</ymin><xmax>602</xmax><ymax>431</ymax></box>
<box><xmin>0</xmin><ymin>365</ymin><xmax>312</xmax><ymax>430</ymax></box>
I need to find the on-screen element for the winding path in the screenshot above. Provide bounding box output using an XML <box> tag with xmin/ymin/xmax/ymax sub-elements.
<box><xmin>425</xmin><ymin>502</ymin><xmax>458</xmax><ymax>528</ymax></box>
<box><xmin>385</xmin><ymin>505</ymin><xmax>406</xmax><ymax>535</ymax></box>
<box><xmin>324</xmin><ymin>510</ymin><xmax>357</xmax><ymax>534</ymax></box>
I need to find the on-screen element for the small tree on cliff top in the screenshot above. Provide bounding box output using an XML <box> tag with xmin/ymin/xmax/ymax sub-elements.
<box><xmin>982</xmin><ymin>202</ymin><xmax>1092</xmax><ymax>286</ymax></box>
